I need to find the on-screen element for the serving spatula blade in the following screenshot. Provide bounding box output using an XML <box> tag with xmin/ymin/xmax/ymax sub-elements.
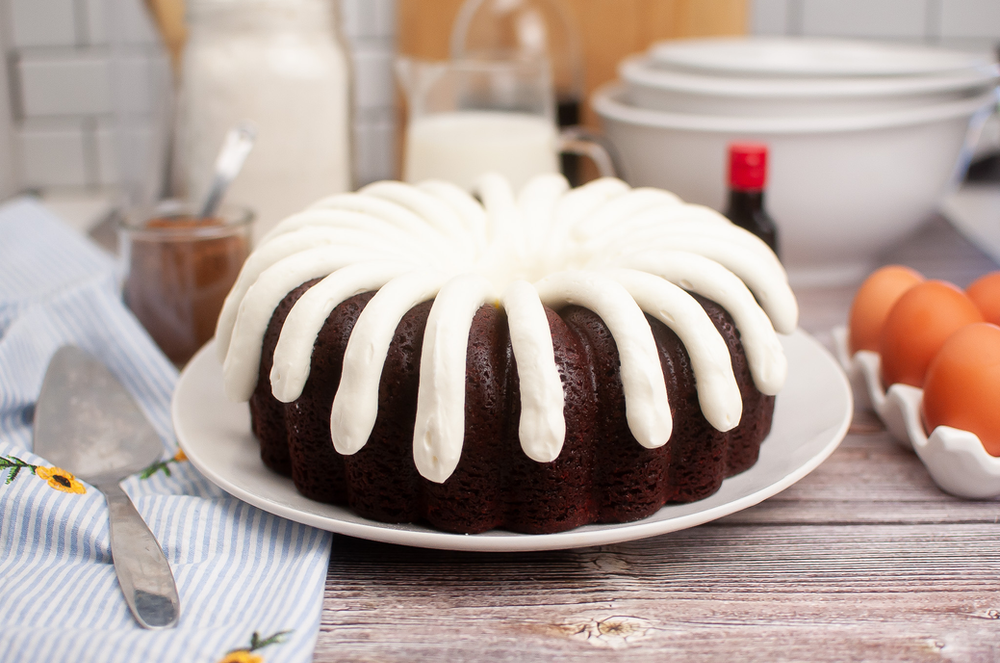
<box><xmin>33</xmin><ymin>346</ymin><xmax>180</xmax><ymax>629</ymax></box>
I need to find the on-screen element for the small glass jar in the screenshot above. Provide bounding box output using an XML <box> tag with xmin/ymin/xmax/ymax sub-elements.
<box><xmin>175</xmin><ymin>0</ymin><xmax>352</xmax><ymax>242</ymax></box>
<box><xmin>119</xmin><ymin>202</ymin><xmax>253</xmax><ymax>365</ymax></box>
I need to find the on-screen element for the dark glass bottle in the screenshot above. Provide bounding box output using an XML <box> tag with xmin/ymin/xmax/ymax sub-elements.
<box><xmin>724</xmin><ymin>143</ymin><xmax>780</xmax><ymax>258</ymax></box>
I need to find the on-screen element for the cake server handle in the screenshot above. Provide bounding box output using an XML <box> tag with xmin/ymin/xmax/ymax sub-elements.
<box><xmin>99</xmin><ymin>480</ymin><xmax>181</xmax><ymax>629</ymax></box>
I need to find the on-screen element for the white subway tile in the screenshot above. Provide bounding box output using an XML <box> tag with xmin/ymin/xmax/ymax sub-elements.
<box><xmin>17</xmin><ymin>124</ymin><xmax>89</xmax><ymax>188</ymax></box>
<box><xmin>96</xmin><ymin>118</ymin><xmax>168</xmax><ymax>192</ymax></box>
<box><xmin>18</xmin><ymin>53</ymin><xmax>113</xmax><ymax>116</ymax></box>
<box><xmin>353</xmin><ymin>120</ymin><xmax>397</xmax><ymax>186</ymax></box>
<box><xmin>351</xmin><ymin>49</ymin><xmax>396</xmax><ymax>110</ymax></box>
<box><xmin>340</xmin><ymin>0</ymin><xmax>396</xmax><ymax>40</ymax></box>
<box><xmin>95</xmin><ymin>121</ymin><xmax>118</xmax><ymax>186</ymax></box>
<box><xmin>11</xmin><ymin>0</ymin><xmax>77</xmax><ymax>47</ymax></box>
<box><xmin>940</xmin><ymin>0</ymin><xmax>1000</xmax><ymax>39</ymax></box>
<box><xmin>84</xmin><ymin>0</ymin><xmax>109</xmax><ymax>45</ymax></box>
<box><xmin>750</xmin><ymin>0</ymin><xmax>791</xmax><ymax>35</ymax></box>
<box><xmin>937</xmin><ymin>37</ymin><xmax>1000</xmax><ymax>55</ymax></box>
<box><xmin>801</xmin><ymin>0</ymin><xmax>927</xmax><ymax>38</ymax></box>
<box><xmin>108</xmin><ymin>54</ymin><xmax>171</xmax><ymax>115</ymax></box>
<box><xmin>86</xmin><ymin>0</ymin><xmax>159</xmax><ymax>46</ymax></box>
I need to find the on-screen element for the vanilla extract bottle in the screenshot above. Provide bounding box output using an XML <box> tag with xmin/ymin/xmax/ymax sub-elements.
<box><xmin>725</xmin><ymin>143</ymin><xmax>780</xmax><ymax>258</ymax></box>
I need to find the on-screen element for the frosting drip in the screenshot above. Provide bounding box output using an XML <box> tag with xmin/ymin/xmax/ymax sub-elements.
<box><xmin>217</xmin><ymin>174</ymin><xmax>798</xmax><ymax>483</ymax></box>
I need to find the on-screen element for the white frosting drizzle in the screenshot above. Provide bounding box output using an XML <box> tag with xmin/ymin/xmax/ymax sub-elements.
<box><xmin>605</xmin><ymin>268</ymin><xmax>742</xmax><ymax>431</ymax></box>
<box><xmin>534</xmin><ymin>270</ymin><xmax>673</xmax><ymax>450</ymax></box>
<box><xmin>329</xmin><ymin>269</ymin><xmax>449</xmax><ymax>455</ymax></box>
<box><xmin>572</xmin><ymin>187</ymin><xmax>681</xmax><ymax>241</ymax></box>
<box><xmin>621</xmin><ymin>251</ymin><xmax>787</xmax><ymax>395</ymax></box>
<box><xmin>517</xmin><ymin>174</ymin><xmax>570</xmax><ymax>274</ymax></box>
<box><xmin>269</xmin><ymin>262</ymin><xmax>421</xmax><ymax>403</ymax></box>
<box><xmin>500</xmin><ymin>280</ymin><xmax>566</xmax><ymax>463</ymax></box>
<box><xmin>611</xmin><ymin>237</ymin><xmax>797</xmax><ymax>334</ymax></box>
<box><xmin>412</xmin><ymin>274</ymin><xmax>497</xmax><ymax>483</ymax></box>
<box><xmin>298</xmin><ymin>192</ymin><xmax>459</xmax><ymax>258</ymax></box>
<box><xmin>223</xmin><ymin>255</ymin><xmax>413</xmax><ymax>401</ymax></box>
<box><xmin>217</xmin><ymin>226</ymin><xmax>351</xmax><ymax>361</ymax></box>
<box><xmin>416</xmin><ymin>180</ymin><xmax>489</xmax><ymax>253</ymax></box>
<box><xmin>359</xmin><ymin>180</ymin><xmax>475</xmax><ymax>256</ymax></box>
<box><xmin>544</xmin><ymin>178</ymin><xmax>631</xmax><ymax>272</ymax></box>
<box><xmin>217</xmin><ymin>175</ymin><xmax>798</xmax><ymax>484</ymax></box>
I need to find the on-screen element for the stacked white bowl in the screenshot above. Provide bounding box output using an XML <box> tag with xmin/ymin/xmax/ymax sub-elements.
<box><xmin>594</xmin><ymin>37</ymin><xmax>1000</xmax><ymax>286</ymax></box>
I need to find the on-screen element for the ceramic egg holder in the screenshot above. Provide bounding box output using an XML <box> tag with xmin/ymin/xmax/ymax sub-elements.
<box><xmin>833</xmin><ymin>326</ymin><xmax>1000</xmax><ymax>499</ymax></box>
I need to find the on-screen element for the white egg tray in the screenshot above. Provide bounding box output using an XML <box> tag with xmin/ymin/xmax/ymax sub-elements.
<box><xmin>832</xmin><ymin>325</ymin><xmax>1000</xmax><ymax>499</ymax></box>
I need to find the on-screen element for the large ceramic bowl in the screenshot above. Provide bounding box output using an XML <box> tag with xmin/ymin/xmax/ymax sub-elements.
<box><xmin>620</xmin><ymin>55</ymin><xmax>999</xmax><ymax>118</ymax></box>
<box><xmin>594</xmin><ymin>84</ymin><xmax>998</xmax><ymax>286</ymax></box>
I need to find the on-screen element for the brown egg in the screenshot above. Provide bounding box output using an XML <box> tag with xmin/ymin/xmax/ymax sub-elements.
<box><xmin>848</xmin><ymin>265</ymin><xmax>924</xmax><ymax>354</ymax></box>
<box><xmin>879</xmin><ymin>279</ymin><xmax>983</xmax><ymax>388</ymax></box>
<box><xmin>923</xmin><ymin>323</ymin><xmax>1000</xmax><ymax>456</ymax></box>
<box><xmin>966</xmin><ymin>271</ymin><xmax>1000</xmax><ymax>326</ymax></box>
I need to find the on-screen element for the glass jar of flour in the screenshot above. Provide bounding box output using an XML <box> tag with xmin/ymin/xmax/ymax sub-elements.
<box><xmin>176</xmin><ymin>0</ymin><xmax>352</xmax><ymax>242</ymax></box>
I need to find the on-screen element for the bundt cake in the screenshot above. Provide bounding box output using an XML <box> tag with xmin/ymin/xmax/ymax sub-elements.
<box><xmin>215</xmin><ymin>173</ymin><xmax>798</xmax><ymax>534</ymax></box>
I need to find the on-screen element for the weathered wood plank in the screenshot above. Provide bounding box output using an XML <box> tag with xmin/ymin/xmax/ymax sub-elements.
<box><xmin>318</xmin><ymin>523</ymin><xmax>1000</xmax><ymax>662</ymax></box>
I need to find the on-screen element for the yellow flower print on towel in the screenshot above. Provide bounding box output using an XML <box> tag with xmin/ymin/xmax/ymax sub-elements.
<box><xmin>218</xmin><ymin>630</ymin><xmax>292</xmax><ymax>663</ymax></box>
<box><xmin>218</xmin><ymin>651</ymin><xmax>263</xmax><ymax>663</ymax></box>
<box><xmin>34</xmin><ymin>465</ymin><xmax>86</xmax><ymax>493</ymax></box>
<box><xmin>0</xmin><ymin>454</ymin><xmax>86</xmax><ymax>494</ymax></box>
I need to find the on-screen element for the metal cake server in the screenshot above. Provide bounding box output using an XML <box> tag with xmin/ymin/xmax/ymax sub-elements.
<box><xmin>33</xmin><ymin>346</ymin><xmax>180</xmax><ymax>629</ymax></box>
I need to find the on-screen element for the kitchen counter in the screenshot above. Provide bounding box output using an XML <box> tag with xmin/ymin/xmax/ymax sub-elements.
<box><xmin>313</xmin><ymin>212</ymin><xmax>1000</xmax><ymax>662</ymax></box>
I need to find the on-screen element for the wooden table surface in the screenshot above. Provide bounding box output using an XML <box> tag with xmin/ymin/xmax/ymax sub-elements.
<box><xmin>314</xmin><ymin>215</ymin><xmax>1000</xmax><ymax>662</ymax></box>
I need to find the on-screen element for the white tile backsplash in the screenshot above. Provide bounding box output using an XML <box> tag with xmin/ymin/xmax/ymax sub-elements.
<box><xmin>17</xmin><ymin>121</ymin><xmax>89</xmax><ymax>187</ymax></box>
<box><xmin>83</xmin><ymin>0</ymin><xmax>109</xmax><ymax>45</ymax></box>
<box><xmin>752</xmin><ymin>0</ymin><xmax>1000</xmax><ymax>50</ymax></box>
<box><xmin>353</xmin><ymin>119</ymin><xmax>397</xmax><ymax>186</ymax></box>
<box><xmin>114</xmin><ymin>0</ymin><xmax>159</xmax><ymax>45</ymax></box>
<box><xmin>85</xmin><ymin>0</ymin><xmax>160</xmax><ymax>46</ymax></box>
<box><xmin>107</xmin><ymin>54</ymin><xmax>164</xmax><ymax>115</ymax></box>
<box><xmin>340</xmin><ymin>0</ymin><xmax>397</xmax><ymax>40</ymax></box>
<box><xmin>95</xmin><ymin>120</ymin><xmax>117</xmax><ymax>186</ymax></box>
<box><xmin>95</xmin><ymin>118</ymin><xmax>157</xmax><ymax>188</ymax></box>
<box><xmin>351</xmin><ymin>49</ymin><xmax>396</xmax><ymax>111</ymax></box>
<box><xmin>800</xmin><ymin>0</ymin><xmax>927</xmax><ymax>39</ymax></box>
<box><xmin>937</xmin><ymin>36</ymin><xmax>1000</xmax><ymax>55</ymax></box>
<box><xmin>750</xmin><ymin>0</ymin><xmax>791</xmax><ymax>35</ymax></box>
<box><xmin>18</xmin><ymin>52</ymin><xmax>113</xmax><ymax>116</ymax></box>
<box><xmin>10</xmin><ymin>0</ymin><xmax>77</xmax><ymax>48</ymax></box>
<box><xmin>940</xmin><ymin>0</ymin><xmax>1000</xmax><ymax>39</ymax></box>
<box><xmin>339</xmin><ymin>0</ymin><xmax>398</xmax><ymax>186</ymax></box>
<box><xmin>2</xmin><ymin>0</ymin><xmax>399</xmax><ymax>196</ymax></box>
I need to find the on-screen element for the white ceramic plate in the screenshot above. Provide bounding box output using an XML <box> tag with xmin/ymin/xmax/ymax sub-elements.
<box><xmin>647</xmin><ymin>37</ymin><xmax>992</xmax><ymax>79</ymax></box>
<box><xmin>173</xmin><ymin>329</ymin><xmax>852</xmax><ymax>552</ymax></box>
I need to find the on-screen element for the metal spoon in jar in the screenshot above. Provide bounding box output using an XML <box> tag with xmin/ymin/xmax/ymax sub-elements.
<box><xmin>198</xmin><ymin>121</ymin><xmax>257</xmax><ymax>219</ymax></box>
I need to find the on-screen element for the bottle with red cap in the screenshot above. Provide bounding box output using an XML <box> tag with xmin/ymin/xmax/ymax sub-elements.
<box><xmin>724</xmin><ymin>142</ymin><xmax>780</xmax><ymax>258</ymax></box>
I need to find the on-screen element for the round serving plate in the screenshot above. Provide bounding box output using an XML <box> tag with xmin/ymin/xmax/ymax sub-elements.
<box><xmin>173</xmin><ymin>329</ymin><xmax>852</xmax><ymax>552</ymax></box>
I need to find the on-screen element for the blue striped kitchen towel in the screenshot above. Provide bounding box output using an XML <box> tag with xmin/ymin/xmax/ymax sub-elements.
<box><xmin>0</xmin><ymin>198</ymin><xmax>332</xmax><ymax>663</ymax></box>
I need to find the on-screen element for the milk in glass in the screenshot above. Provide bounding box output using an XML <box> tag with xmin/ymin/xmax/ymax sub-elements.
<box><xmin>404</xmin><ymin>111</ymin><xmax>559</xmax><ymax>192</ymax></box>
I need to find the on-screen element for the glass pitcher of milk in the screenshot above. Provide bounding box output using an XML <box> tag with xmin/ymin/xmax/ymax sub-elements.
<box><xmin>398</xmin><ymin>57</ymin><xmax>613</xmax><ymax>192</ymax></box>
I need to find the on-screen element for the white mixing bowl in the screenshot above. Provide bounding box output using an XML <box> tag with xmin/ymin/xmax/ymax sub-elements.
<box><xmin>594</xmin><ymin>84</ymin><xmax>998</xmax><ymax>286</ymax></box>
<box><xmin>620</xmin><ymin>55</ymin><xmax>999</xmax><ymax>117</ymax></box>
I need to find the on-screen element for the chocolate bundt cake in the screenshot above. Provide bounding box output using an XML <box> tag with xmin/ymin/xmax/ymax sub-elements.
<box><xmin>215</xmin><ymin>174</ymin><xmax>798</xmax><ymax>534</ymax></box>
